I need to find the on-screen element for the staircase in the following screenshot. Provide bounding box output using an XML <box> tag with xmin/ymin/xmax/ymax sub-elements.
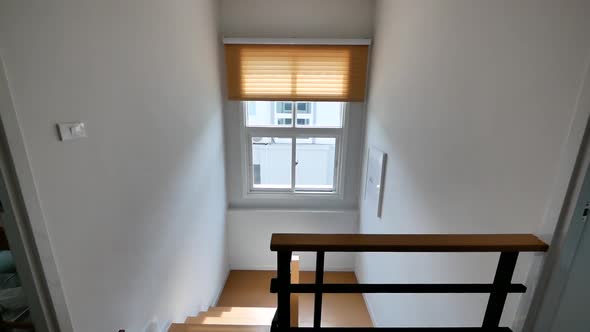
<box><xmin>169</xmin><ymin>307</ymin><xmax>274</xmax><ymax>332</ymax></box>
<box><xmin>168</xmin><ymin>256</ymin><xmax>299</xmax><ymax>332</ymax></box>
<box><xmin>169</xmin><ymin>233</ymin><xmax>549</xmax><ymax>332</ymax></box>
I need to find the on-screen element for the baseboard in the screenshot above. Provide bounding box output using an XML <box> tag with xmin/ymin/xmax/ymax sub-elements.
<box><xmin>354</xmin><ymin>270</ymin><xmax>378</xmax><ymax>327</ymax></box>
<box><xmin>212</xmin><ymin>267</ymin><xmax>231</xmax><ymax>306</ymax></box>
<box><xmin>361</xmin><ymin>292</ymin><xmax>378</xmax><ymax>327</ymax></box>
<box><xmin>160</xmin><ymin>320</ymin><xmax>171</xmax><ymax>332</ymax></box>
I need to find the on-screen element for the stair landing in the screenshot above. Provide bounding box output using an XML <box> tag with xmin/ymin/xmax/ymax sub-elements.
<box><xmin>217</xmin><ymin>270</ymin><xmax>372</xmax><ymax>327</ymax></box>
<box><xmin>169</xmin><ymin>270</ymin><xmax>372</xmax><ymax>332</ymax></box>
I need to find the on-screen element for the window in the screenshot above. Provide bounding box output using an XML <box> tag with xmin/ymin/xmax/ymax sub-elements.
<box><xmin>278</xmin><ymin>102</ymin><xmax>292</xmax><ymax>113</ymax></box>
<box><xmin>296</xmin><ymin>103</ymin><xmax>310</xmax><ymax>114</ymax></box>
<box><xmin>253</xmin><ymin>164</ymin><xmax>261</xmax><ymax>185</ymax></box>
<box><xmin>251</xmin><ymin>137</ymin><xmax>292</xmax><ymax>189</ymax></box>
<box><xmin>297</xmin><ymin>118</ymin><xmax>310</xmax><ymax>126</ymax></box>
<box><xmin>244</xmin><ymin>101</ymin><xmax>345</xmax><ymax>194</ymax></box>
<box><xmin>295</xmin><ymin>137</ymin><xmax>336</xmax><ymax>190</ymax></box>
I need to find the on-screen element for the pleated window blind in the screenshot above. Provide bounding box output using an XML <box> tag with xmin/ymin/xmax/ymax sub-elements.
<box><xmin>224</xmin><ymin>44</ymin><xmax>369</xmax><ymax>102</ymax></box>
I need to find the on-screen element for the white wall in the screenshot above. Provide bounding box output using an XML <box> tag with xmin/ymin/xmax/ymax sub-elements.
<box><xmin>0</xmin><ymin>1</ymin><xmax>228</xmax><ymax>332</ymax></box>
<box><xmin>358</xmin><ymin>0</ymin><xmax>590</xmax><ymax>329</ymax></box>
<box><xmin>228</xmin><ymin>209</ymin><xmax>358</xmax><ymax>271</ymax></box>
<box><xmin>221</xmin><ymin>0</ymin><xmax>374</xmax><ymax>39</ymax></box>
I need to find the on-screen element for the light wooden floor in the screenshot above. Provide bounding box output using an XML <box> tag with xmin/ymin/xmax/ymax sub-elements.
<box><xmin>216</xmin><ymin>270</ymin><xmax>373</xmax><ymax>327</ymax></box>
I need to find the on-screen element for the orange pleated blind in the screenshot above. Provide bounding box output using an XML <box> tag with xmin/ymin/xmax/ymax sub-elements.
<box><xmin>224</xmin><ymin>44</ymin><xmax>369</xmax><ymax>101</ymax></box>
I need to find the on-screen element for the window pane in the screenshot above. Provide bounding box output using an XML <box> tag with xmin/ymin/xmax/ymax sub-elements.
<box><xmin>295</xmin><ymin>137</ymin><xmax>336</xmax><ymax>190</ymax></box>
<box><xmin>296</xmin><ymin>102</ymin><xmax>310</xmax><ymax>113</ymax></box>
<box><xmin>296</xmin><ymin>102</ymin><xmax>343</xmax><ymax>128</ymax></box>
<box><xmin>253</xmin><ymin>164</ymin><xmax>261</xmax><ymax>184</ymax></box>
<box><xmin>252</xmin><ymin>137</ymin><xmax>292</xmax><ymax>189</ymax></box>
<box><xmin>246</xmin><ymin>101</ymin><xmax>292</xmax><ymax>127</ymax></box>
<box><xmin>246</xmin><ymin>101</ymin><xmax>344</xmax><ymax>128</ymax></box>
<box><xmin>277</xmin><ymin>102</ymin><xmax>292</xmax><ymax>114</ymax></box>
<box><xmin>296</xmin><ymin>118</ymin><xmax>310</xmax><ymax>126</ymax></box>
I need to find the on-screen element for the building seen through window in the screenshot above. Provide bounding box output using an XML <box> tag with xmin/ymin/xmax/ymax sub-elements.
<box><xmin>244</xmin><ymin>101</ymin><xmax>344</xmax><ymax>193</ymax></box>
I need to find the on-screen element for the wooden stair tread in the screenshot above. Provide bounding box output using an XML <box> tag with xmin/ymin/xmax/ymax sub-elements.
<box><xmin>169</xmin><ymin>323</ymin><xmax>269</xmax><ymax>332</ymax></box>
<box><xmin>172</xmin><ymin>256</ymin><xmax>298</xmax><ymax>332</ymax></box>
<box><xmin>185</xmin><ymin>307</ymin><xmax>275</xmax><ymax>325</ymax></box>
<box><xmin>207</xmin><ymin>307</ymin><xmax>276</xmax><ymax>314</ymax></box>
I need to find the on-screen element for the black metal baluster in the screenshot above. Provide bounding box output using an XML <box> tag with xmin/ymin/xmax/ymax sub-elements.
<box><xmin>277</xmin><ymin>250</ymin><xmax>292</xmax><ymax>330</ymax></box>
<box><xmin>314</xmin><ymin>251</ymin><xmax>325</xmax><ymax>328</ymax></box>
<box><xmin>482</xmin><ymin>252</ymin><xmax>519</xmax><ymax>327</ymax></box>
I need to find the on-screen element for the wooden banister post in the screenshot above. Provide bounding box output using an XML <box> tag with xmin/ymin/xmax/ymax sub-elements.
<box><xmin>290</xmin><ymin>255</ymin><xmax>300</xmax><ymax>327</ymax></box>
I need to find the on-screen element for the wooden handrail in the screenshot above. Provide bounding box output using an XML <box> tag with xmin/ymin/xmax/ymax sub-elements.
<box><xmin>271</xmin><ymin>233</ymin><xmax>548</xmax><ymax>252</ymax></box>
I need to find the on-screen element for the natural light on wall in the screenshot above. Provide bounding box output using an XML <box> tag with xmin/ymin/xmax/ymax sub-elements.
<box><xmin>225</xmin><ymin>44</ymin><xmax>369</xmax><ymax>101</ymax></box>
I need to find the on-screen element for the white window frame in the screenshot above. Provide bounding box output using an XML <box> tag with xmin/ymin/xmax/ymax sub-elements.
<box><xmin>240</xmin><ymin>102</ymin><xmax>348</xmax><ymax>200</ymax></box>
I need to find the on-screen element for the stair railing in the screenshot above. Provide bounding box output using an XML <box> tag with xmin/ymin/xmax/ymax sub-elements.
<box><xmin>269</xmin><ymin>233</ymin><xmax>548</xmax><ymax>332</ymax></box>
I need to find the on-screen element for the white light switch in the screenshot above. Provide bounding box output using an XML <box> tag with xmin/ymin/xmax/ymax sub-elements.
<box><xmin>57</xmin><ymin>122</ymin><xmax>87</xmax><ymax>141</ymax></box>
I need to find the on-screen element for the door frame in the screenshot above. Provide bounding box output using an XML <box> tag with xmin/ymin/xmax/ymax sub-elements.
<box><xmin>519</xmin><ymin>55</ymin><xmax>590</xmax><ymax>331</ymax></box>
<box><xmin>531</xmin><ymin>134</ymin><xmax>590</xmax><ymax>331</ymax></box>
<box><xmin>0</xmin><ymin>55</ymin><xmax>73</xmax><ymax>332</ymax></box>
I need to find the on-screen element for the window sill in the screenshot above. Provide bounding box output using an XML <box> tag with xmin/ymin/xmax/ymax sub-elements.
<box><xmin>243</xmin><ymin>190</ymin><xmax>344</xmax><ymax>200</ymax></box>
